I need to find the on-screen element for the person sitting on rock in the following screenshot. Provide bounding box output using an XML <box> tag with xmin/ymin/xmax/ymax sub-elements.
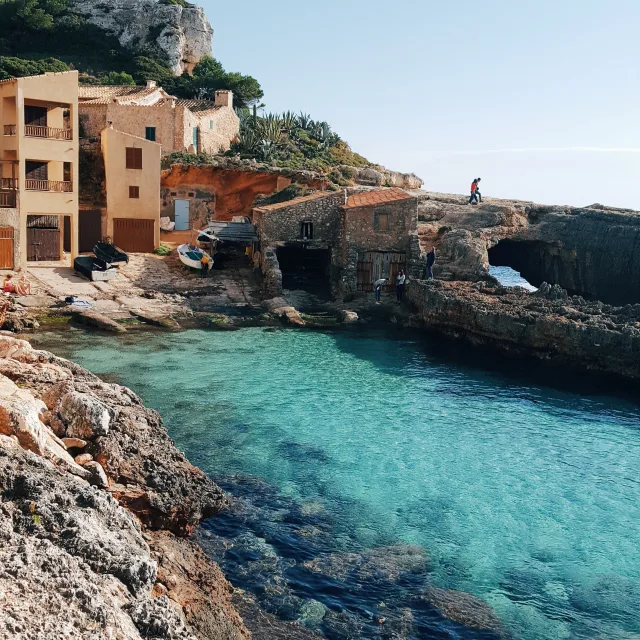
<box><xmin>424</xmin><ymin>247</ymin><xmax>436</xmax><ymax>279</ymax></box>
<box><xmin>2</xmin><ymin>274</ymin><xmax>15</xmax><ymax>294</ymax></box>
<box><xmin>15</xmin><ymin>273</ymin><xmax>31</xmax><ymax>296</ymax></box>
<box><xmin>469</xmin><ymin>178</ymin><xmax>482</xmax><ymax>205</ymax></box>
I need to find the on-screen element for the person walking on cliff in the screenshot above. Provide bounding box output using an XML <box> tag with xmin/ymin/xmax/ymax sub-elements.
<box><xmin>374</xmin><ymin>277</ymin><xmax>388</xmax><ymax>303</ymax></box>
<box><xmin>396</xmin><ymin>270</ymin><xmax>406</xmax><ymax>303</ymax></box>
<box><xmin>469</xmin><ymin>178</ymin><xmax>482</xmax><ymax>205</ymax></box>
<box><xmin>424</xmin><ymin>247</ymin><xmax>436</xmax><ymax>279</ymax></box>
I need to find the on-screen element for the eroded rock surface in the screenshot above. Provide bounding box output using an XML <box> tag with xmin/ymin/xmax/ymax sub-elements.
<box><xmin>0</xmin><ymin>335</ymin><xmax>246</xmax><ymax>639</ymax></box>
<box><xmin>406</xmin><ymin>279</ymin><xmax>640</xmax><ymax>379</ymax></box>
<box><xmin>69</xmin><ymin>0</ymin><xmax>213</xmax><ymax>74</ymax></box>
<box><xmin>415</xmin><ymin>192</ymin><xmax>640</xmax><ymax>306</ymax></box>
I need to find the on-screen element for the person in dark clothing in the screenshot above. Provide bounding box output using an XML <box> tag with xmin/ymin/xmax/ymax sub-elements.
<box><xmin>395</xmin><ymin>270</ymin><xmax>406</xmax><ymax>302</ymax></box>
<box><xmin>424</xmin><ymin>247</ymin><xmax>436</xmax><ymax>279</ymax></box>
<box><xmin>469</xmin><ymin>177</ymin><xmax>482</xmax><ymax>205</ymax></box>
<box><xmin>200</xmin><ymin>253</ymin><xmax>211</xmax><ymax>278</ymax></box>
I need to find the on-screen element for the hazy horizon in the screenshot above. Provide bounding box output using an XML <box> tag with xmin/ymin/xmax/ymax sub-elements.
<box><xmin>200</xmin><ymin>0</ymin><xmax>639</xmax><ymax>209</ymax></box>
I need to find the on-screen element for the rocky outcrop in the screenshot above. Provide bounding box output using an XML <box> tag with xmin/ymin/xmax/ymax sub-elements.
<box><xmin>406</xmin><ymin>279</ymin><xmax>640</xmax><ymax>380</ymax></box>
<box><xmin>69</xmin><ymin>0</ymin><xmax>213</xmax><ymax>74</ymax></box>
<box><xmin>415</xmin><ymin>192</ymin><xmax>640</xmax><ymax>305</ymax></box>
<box><xmin>0</xmin><ymin>335</ymin><xmax>248</xmax><ymax>639</ymax></box>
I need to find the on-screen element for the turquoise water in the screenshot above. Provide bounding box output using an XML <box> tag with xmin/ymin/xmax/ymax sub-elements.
<box><xmin>33</xmin><ymin>328</ymin><xmax>640</xmax><ymax>639</ymax></box>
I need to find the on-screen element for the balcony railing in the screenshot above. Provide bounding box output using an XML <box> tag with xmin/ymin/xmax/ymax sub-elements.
<box><xmin>3</xmin><ymin>125</ymin><xmax>16</xmax><ymax>136</ymax></box>
<box><xmin>0</xmin><ymin>178</ymin><xmax>17</xmax><ymax>189</ymax></box>
<box><xmin>25</xmin><ymin>179</ymin><xmax>72</xmax><ymax>192</ymax></box>
<box><xmin>0</xmin><ymin>191</ymin><xmax>16</xmax><ymax>208</ymax></box>
<box><xmin>24</xmin><ymin>125</ymin><xmax>72</xmax><ymax>140</ymax></box>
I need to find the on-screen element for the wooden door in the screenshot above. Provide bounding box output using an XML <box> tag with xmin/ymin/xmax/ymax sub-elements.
<box><xmin>356</xmin><ymin>251</ymin><xmax>406</xmax><ymax>292</ymax></box>
<box><xmin>113</xmin><ymin>218</ymin><xmax>155</xmax><ymax>253</ymax></box>
<box><xmin>0</xmin><ymin>228</ymin><xmax>14</xmax><ymax>269</ymax></box>
<box><xmin>27</xmin><ymin>228</ymin><xmax>60</xmax><ymax>261</ymax></box>
<box><xmin>79</xmin><ymin>210</ymin><xmax>102</xmax><ymax>252</ymax></box>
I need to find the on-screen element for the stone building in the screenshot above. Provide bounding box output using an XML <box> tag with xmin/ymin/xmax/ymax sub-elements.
<box><xmin>253</xmin><ymin>187</ymin><xmax>420</xmax><ymax>299</ymax></box>
<box><xmin>78</xmin><ymin>82</ymin><xmax>239</xmax><ymax>156</ymax></box>
<box><xmin>0</xmin><ymin>71</ymin><xmax>79</xmax><ymax>269</ymax></box>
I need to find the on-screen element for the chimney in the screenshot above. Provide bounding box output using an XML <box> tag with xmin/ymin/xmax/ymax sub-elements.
<box><xmin>146</xmin><ymin>80</ymin><xmax>157</xmax><ymax>90</ymax></box>
<box><xmin>214</xmin><ymin>90</ymin><xmax>233</xmax><ymax>109</ymax></box>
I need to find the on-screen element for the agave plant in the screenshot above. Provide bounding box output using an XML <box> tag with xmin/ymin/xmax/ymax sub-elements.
<box><xmin>296</xmin><ymin>112</ymin><xmax>312</xmax><ymax>131</ymax></box>
<box><xmin>259</xmin><ymin>140</ymin><xmax>276</xmax><ymax>161</ymax></box>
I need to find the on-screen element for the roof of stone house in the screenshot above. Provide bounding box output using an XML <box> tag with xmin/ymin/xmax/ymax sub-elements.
<box><xmin>342</xmin><ymin>188</ymin><xmax>413</xmax><ymax>210</ymax></box>
<box><xmin>0</xmin><ymin>70</ymin><xmax>78</xmax><ymax>85</ymax></box>
<box><xmin>78</xmin><ymin>85</ymin><xmax>163</xmax><ymax>104</ymax></box>
<box><xmin>175</xmin><ymin>99</ymin><xmax>223</xmax><ymax>116</ymax></box>
<box><xmin>254</xmin><ymin>190</ymin><xmax>336</xmax><ymax>212</ymax></box>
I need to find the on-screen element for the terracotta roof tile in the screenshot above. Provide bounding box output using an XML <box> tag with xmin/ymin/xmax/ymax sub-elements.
<box><xmin>343</xmin><ymin>188</ymin><xmax>413</xmax><ymax>209</ymax></box>
<box><xmin>175</xmin><ymin>99</ymin><xmax>223</xmax><ymax>117</ymax></box>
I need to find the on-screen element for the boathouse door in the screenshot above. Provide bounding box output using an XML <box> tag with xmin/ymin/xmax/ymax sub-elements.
<box><xmin>174</xmin><ymin>199</ymin><xmax>190</xmax><ymax>231</ymax></box>
<box><xmin>356</xmin><ymin>251</ymin><xmax>405</xmax><ymax>292</ymax></box>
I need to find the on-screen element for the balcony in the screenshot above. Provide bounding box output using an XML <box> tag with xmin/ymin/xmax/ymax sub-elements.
<box><xmin>25</xmin><ymin>179</ymin><xmax>72</xmax><ymax>193</ymax></box>
<box><xmin>24</xmin><ymin>125</ymin><xmax>72</xmax><ymax>140</ymax></box>
<box><xmin>3</xmin><ymin>125</ymin><xmax>16</xmax><ymax>136</ymax></box>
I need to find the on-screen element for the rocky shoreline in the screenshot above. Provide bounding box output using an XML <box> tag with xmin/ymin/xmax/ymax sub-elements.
<box><xmin>0</xmin><ymin>334</ymin><xmax>317</xmax><ymax>639</ymax></box>
<box><xmin>406</xmin><ymin>279</ymin><xmax>640</xmax><ymax>381</ymax></box>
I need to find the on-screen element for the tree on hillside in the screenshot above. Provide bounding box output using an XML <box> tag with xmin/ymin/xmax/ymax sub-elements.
<box><xmin>101</xmin><ymin>71</ymin><xmax>135</xmax><ymax>86</ymax></box>
<box><xmin>0</xmin><ymin>0</ymin><xmax>68</xmax><ymax>31</ymax></box>
<box><xmin>191</xmin><ymin>55</ymin><xmax>264</xmax><ymax>109</ymax></box>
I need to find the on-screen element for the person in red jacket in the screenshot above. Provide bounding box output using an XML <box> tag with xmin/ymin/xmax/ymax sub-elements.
<box><xmin>469</xmin><ymin>177</ymin><xmax>482</xmax><ymax>205</ymax></box>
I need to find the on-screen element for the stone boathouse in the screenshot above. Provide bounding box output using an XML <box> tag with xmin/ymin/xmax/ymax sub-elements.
<box><xmin>253</xmin><ymin>187</ymin><xmax>421</xmax><ymax>299</ymax></box>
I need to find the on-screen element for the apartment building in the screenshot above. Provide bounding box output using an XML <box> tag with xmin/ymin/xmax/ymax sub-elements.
<box><xmin>0</xmin><ymin>71</ymin><xmax>79</xmax><ymax>269</ymax></box>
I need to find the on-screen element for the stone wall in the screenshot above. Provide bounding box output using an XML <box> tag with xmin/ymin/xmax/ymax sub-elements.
<box><xmin>0</xmin><ymin>208</ymin><xmax>20</xmax><ymax>269</ymax></box>
<box><xmin>254</xmin><ymin>191</ymin><xmax>345</xmax><ymax>247</ymax></box>
<box><xmin>199</xmin><ymin>108</ymin><xmax>240</xmax><ymax>154</ymax></box>
<box><xmin>341</xmin><ymin>197</ymin><xmax>421</xmax><ymax>298</ymax></box>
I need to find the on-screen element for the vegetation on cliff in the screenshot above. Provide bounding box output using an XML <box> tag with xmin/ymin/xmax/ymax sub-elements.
<box><xmin>0</xmin><ymin>0</ymin><xmax>263</xmax><ymax>108</ymax></box>
<box><xmin>230</xmin><ymin>109</ymin><xmax>374</xmax><ymax>177</ymax></box>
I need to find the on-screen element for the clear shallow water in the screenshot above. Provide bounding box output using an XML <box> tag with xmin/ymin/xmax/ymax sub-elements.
<box><xmin>33</xmin><ymin>328</ymin><xmax>640</xmax><ymax>639</ymax></box>
<box><xmin>489</xmin><ymin>265</ymin><xmax>538</xmax><ymax>291</ymax></box>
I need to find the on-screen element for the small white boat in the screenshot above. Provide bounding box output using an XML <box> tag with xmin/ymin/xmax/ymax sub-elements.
<box><xmin>177</xmin><ymin>244</ymin><xmax>213</xmax><ymax>270</ymax></box>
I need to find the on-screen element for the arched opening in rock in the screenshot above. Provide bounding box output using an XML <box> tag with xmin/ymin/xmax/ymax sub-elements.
<box><xmin>488</xmin><ymin>239</ymin><xmax>639</xmax><ymax>305</ymax></box>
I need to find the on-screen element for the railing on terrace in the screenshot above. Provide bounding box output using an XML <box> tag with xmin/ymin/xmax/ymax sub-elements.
<box><xmin>24</xmin><ymin>125</ymin><xmax>72</xmax><ymax>140</ymax></box>
<box><xmin>25</xmin><ymin>179</ymin><xmax>72</xmax><ymax>192</ymax></box>
<box><xmin>0</xmin><ymin>178</ymin><xmax>17</xmax><ymax>189</ymax></box>
<box><xmin>0</xmin><ymin>191</ymin><xmax>16</xmax><ymax>208</ymax></box>
<box><xmin>3</xmin><ymin>125</ymin><xmax>16</xmax><ymax>136</ymax></box>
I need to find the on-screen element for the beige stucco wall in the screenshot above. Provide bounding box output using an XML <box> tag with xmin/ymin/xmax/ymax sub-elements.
<box><xmin>101</xmin><ymin>127</ymin><xmax>161</xmax><ymax>248</ymax></box>
<box><xmin>0</xmin><ymin>71</ymin><xmax>79</xmax><ymax>267</ymax></box>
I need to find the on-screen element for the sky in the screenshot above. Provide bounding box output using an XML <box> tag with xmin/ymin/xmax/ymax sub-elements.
<box><xmin>200</xmin><ymin>0</ymin><xmax>639</xmax><ymax>208</ymax></box>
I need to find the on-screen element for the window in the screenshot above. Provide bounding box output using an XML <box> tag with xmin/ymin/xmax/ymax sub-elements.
<box><xmin>170</xmin><ymin>192</ymin><xmax>177</xmax><ymax>196</ymax></box>
<box><xmin>24</xmin><ymin>106</ymin><xmax>47</xmax><ymax>127</ymax></box>
<box><xmin>126</xmin><ymin>147</ymin><xmax>143</xmax><ymax>170</ymax></box>
<box><xmin>129</xmin><ymin>186</ymin><xmax>140</xmax><ymax>199</ymax></box>
<box><xmin>25</xmin><ymin>160</ymin><xmax>48</xmax><ymax>181</ymax></box>
<box><xmin>301</xmin><ymin>221</ymin><xmax>313</xmax><ymax>240</ymax></box>
<box><xmin>63</xmin><ymin>162</ymin><xmax>71</xmax><ymax>183</ymax></box>
<box><xmin>145</xmin><ymin>127</ymin><xmax>156</xmax><ymax>142</ymax></box>
<box><xmin>192</xmin><ymin>127</ymin><xmax>199</xmax><ymax>152</ymax></box>
<box><xmin>374</xmin><ymin>211</ymin><xmax>389</xmax><ymax>232</ymax></box>
<box><xmin>188</xmin><ymin>192</ymin><xmax>195</xmax><ymax>198</ymax></box>
<box><xmin>209</xmin><ymin>120</ymin><xmax>213</xmax><ymax>129</ymax></box>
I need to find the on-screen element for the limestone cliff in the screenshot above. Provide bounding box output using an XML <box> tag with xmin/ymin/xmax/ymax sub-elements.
<box><xmin>69</xmin><ymin>0</ymin><xmax>214</xmax><ymax>74</ymax></box>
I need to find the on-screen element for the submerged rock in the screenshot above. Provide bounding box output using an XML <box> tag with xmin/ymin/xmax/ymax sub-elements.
<box><xmin>421</xmin><ymin>586</ymin><xmax>505</xmax><ymax>635</ymax></box>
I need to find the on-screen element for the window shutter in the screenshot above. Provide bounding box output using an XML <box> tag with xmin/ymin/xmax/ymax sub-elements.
<box><xmin>129</xmin><ymin>186</ymin><xmax>140</xmax><ymax>199</ymax></box>
<box><xmin>135</xmin><ymin>148</ymin><xmax>143</xmax><ymax>170</ymax></box>
<box><xmin>126</xmin><ymin>148</ymin><xmax>143</xmax><ymax>170</ymax></box>
<box><xmin>126</xmin><ymin>147</ymin><xmax>134</xmax><ymax>169</ymax></box>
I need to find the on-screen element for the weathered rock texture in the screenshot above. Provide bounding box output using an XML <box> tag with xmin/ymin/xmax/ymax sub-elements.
<box><xmin>416</xmin><ymin>192</ymin><xmax>640</xmax><ymax>305</ymax></box>
<box><xmin>69</xmin><ymin>0</ymin><xmax>213</xmax><ymax>74</ymax></box>
<box><xmin>406</xmin><ymin>280</ymin><xmax>640</xmax><ymax>380</ymax></box>
<box><xmin>0</xmin><ymin>335</ymin><xmax>249</xmax><ymax>639</ymax></box>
